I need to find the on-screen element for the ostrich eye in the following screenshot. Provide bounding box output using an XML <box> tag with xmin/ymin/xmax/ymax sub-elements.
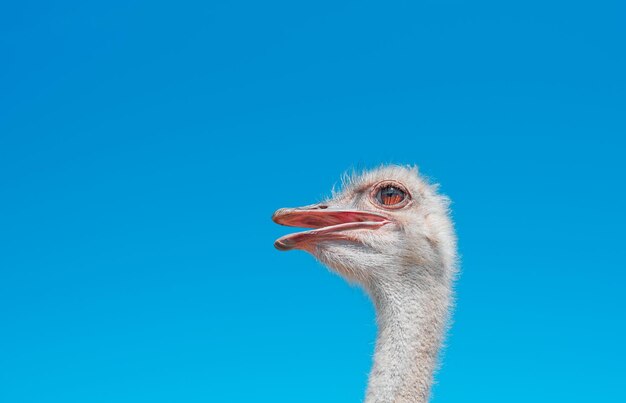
<box><xmin>376</xmin><ymin>186</ymin><xmax>406</xmax><ymax>206</ymax></box>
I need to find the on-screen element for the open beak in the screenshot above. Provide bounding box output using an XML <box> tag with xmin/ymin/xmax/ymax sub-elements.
<box><xmin>272</xmin><ymin>204</ymin><xmax>390</xmax><ymax>251</ymax></box>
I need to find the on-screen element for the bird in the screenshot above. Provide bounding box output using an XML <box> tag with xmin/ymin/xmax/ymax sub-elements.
<box><xmin>272</xmin><ymin>165</ymin><xmax>457</xmax><ymax>403</ymax></box>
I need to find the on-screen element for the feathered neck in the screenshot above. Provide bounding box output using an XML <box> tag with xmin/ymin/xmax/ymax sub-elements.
<box><xmin>364</xmin><ymin>266</ymin><xmax>453</xmax><ymax>403</ymax></box>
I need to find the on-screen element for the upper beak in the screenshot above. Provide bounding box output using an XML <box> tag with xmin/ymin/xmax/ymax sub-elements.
<box><xmin>272</xmin><ymin>203</ymin><xmax>390</xmax><ymax>251</ymax></box>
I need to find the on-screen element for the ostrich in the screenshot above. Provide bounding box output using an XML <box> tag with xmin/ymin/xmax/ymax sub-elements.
<box><xmin>272</xmin><ymin>165</ymin><xmax>457</xmax><ymax>403</ymax></box>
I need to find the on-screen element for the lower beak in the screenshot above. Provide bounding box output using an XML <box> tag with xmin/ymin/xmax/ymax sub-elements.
<box><xmin>272</xmin><ymin>204</ymin><xmax>389</xmax><ymax>251</ymax></box>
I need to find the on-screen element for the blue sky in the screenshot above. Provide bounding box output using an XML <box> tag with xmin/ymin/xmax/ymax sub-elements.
<box><xmin>1</xmin><ymin>1</ymin><xmax>625</xmax><ymax>402</ymax></box>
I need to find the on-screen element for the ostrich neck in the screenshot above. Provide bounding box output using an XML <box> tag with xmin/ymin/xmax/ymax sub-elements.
<box><xmin>364</xmin><ymin>273</ymin><xmax>451</xmax><ymax>403</ymax></box>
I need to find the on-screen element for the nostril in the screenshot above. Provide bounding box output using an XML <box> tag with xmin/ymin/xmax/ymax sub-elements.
<box><xmin>317</xmin><ymin>205</ymin><xmax>328</xmax><ymax>209</ymax></box>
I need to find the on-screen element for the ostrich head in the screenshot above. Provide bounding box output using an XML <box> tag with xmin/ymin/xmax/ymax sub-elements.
<box><xmin>272</xmin><ymin>165</ymin><xmax>457</xmax><ymax>402</ymax></box>
<box><xmin>273</xmin><ymin>165</ymin><xmax>456</xmax><ymax>294</ymax></box>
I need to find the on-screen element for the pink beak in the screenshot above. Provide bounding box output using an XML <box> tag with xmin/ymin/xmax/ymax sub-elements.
<box><xmin>272</xmin><ymin>204</ymin><xmax>390</xmax><ymax>251</ymax></box>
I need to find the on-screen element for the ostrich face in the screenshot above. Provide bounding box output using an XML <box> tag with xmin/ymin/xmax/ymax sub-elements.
<box><xmin>273</xmin><ymin>166</ymin><xmax>452</xmax><ymax>285</ymax></box>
